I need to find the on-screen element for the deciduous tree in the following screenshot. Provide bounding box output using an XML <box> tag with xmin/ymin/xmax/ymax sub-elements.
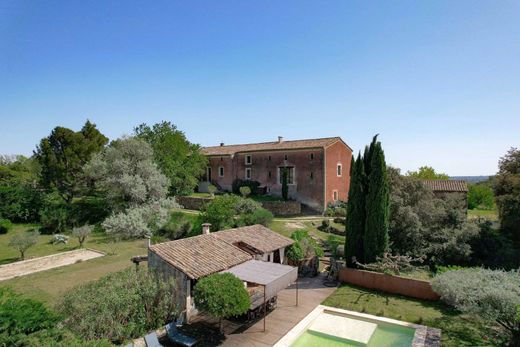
<box><xmin>9</xmin><ymin>230</ymin><xmax>39</xmax><ymax>260</ymax></box>
<box><xmin>134</xmin><ymin>122</ymin><xmax>207</xmax><ymax>196</ymax></box>
<box><xmin>406</xmin><ymin>166</ymin><xmax>449</xmax><ymax>180</ymax></box>
<box><xmin>494</xmin><ymin>147</ymin><xmax>520</xmax><ymax>242</ymax></box>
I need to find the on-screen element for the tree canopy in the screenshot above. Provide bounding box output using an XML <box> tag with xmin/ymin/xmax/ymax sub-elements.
<box><xmin>494</xmin><ymin>147</ymin><xmax>520</xmax><ymax>242</ymax></box>
<box><xmin>34</xmin><ymin>121</ymin><xmax>108</xmax><ymax>203</ymax></box>
<box><xmin>134</xmin><ymin>121</ymin><xmax>207</xmax><ymax>196</ymax></box>
<box><xmin>406</xmin><ymin>166</ymin><xmax>449</xmax><ymax>180</ymax></box>
<box><xmin>83</xmin><ymin>137</ymin><xmax>169</xmax><ymax>209</ymax></box>
<box><xmin>193</xmin><ymin>273</ymin><xmax>250</xmax><ymax>331</ymax></box>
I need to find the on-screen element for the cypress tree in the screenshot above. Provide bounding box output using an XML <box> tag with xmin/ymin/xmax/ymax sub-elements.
<box><xmin>345</xmin><ymin>153</ymin><xmax>366</xmax><ymax>266</ymax></box>
<box><xmin>364</xmin><ymin>142</ymin><xmax>389</xmax><ymax>262</ymax></box>
<box><xmin>363</xmin><ymin>134</ymin><xmax>379</xmax><ymax>178</ymax></box>
<box><xmin>281</xmin><ymin>167</ymin><xmax>289</xmax><ymax>201</ymax></box>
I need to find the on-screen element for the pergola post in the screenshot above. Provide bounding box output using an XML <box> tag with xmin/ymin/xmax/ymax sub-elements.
<box><xmin>296</xmin><ymin>279</ymin><xmax>298</xmax><ymax>306</ymax></box>
<box><xmin>263</xmin><ymin>285</ymin><xmax>266</xmax><ymax>332</ymax></box>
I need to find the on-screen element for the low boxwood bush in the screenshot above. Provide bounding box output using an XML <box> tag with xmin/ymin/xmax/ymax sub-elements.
<box><xmin>232</xmin><ymin>179</ymin><xmax>260</xmax><ymax>195</ymax></box>
<box><xmin>0</xmin><ymin>218</ymin><xmax>12</xmax><ymax>234</ymax></box>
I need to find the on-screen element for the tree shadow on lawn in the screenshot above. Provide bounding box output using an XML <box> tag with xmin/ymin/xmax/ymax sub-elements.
<box><xmin>0</xmin><ymin>257</ymin><xmax>19</xmax><ymax>265</ymax></box>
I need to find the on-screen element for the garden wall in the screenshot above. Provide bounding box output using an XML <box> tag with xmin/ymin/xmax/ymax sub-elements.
<box><xmin>261</xmin><ymin>201</ymin><xmax>301</xmax><ymax>216</ymax></box>
<box><xmin>338</xmin><ymin>268</ymin><xmax>440</xmax><ymax>301</ymax></box>
<box><xmin>177</xmin><ymin>196</ymin><xmax>213</xmax><ymax>210</ymax></box>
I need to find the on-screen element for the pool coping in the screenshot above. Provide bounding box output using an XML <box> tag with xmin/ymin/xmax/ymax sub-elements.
<box><xmin>273</xmin><ymin>305</ymin><xmax>440</xmax><ymax>347</ymax></box>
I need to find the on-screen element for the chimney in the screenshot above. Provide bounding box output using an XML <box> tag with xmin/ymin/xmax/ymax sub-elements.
<box><xmin>278</xmin><ymin>136</ymin><xmax>283</xmax><ymax>143</ymax></box>
<box><xmin>202</xmin><ymin>223</ymin><xmax>211</xmax><ymax>235</ymax></box>
<box><xmin>220</xmin><ymin>142</ymin><xmax>224</xmax><ymax>146</ymax></box>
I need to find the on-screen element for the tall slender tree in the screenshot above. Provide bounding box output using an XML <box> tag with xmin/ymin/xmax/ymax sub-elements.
<box><xmin>345</xmin><ymin>154</ymin><xmax>366</xmax><ymax>266</ymax></box>
<box><xmin>364</xmin><ymin>142</ymin><xmax>390</xmax><ymax>262</ymax></box>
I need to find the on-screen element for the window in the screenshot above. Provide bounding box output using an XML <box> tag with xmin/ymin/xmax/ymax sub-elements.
<box><xmin>310</xmin><ymin>172</ymin><xmax>314</xmax><ymax>180</ymax></box>
<box><xmin>245</xmin><ymin>167</ymin><xmax>252</xmax><ymax>180</ymax></box>
<box><xmin>268</xmin><ymin>171</ymin><xmax>272</xmax><ymax>178</ymax></box>
<box><xmin>218</xmin><ymin>166</ymin><xmax>224</xmax><ymax>177</ymax></box>
<box><xmin>310</xmin><ymin>153</ymin><xmax>314</xmax><ymax>160</ymax></box>
<box><xmin>278</xmin><ymin>166</ymin><xmax>295</xmax><ymax>184</ymax></box>
<box><xmin>333</xmin><ymin>190</ymin><xmax>338</xmax><ymax>201</ymax></box>
<box><xmin>268</xmin><ymin>155</ymin><xmax>271</xmax><ymax>161</ymax></box>
<box><xmin>245</xmin><ymin>155</ymin><xmax>252</xmax><ymax>165</ymax></box>
<box><xmin>284</xmin><ymin>154</ymin><xmax>288</xmax><ymax>160</ymax></box>
<box><xmin>220</xmin><ymin>157</ymin><xmax>223</xmax><ymax>161</ymax></box>
<box><xmin>337</xmin><ymin>163</ymin><xmax>343</xmax><ymax>177</ymax></box>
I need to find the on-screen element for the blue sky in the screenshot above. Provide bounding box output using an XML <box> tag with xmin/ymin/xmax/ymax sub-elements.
<box><xmin>1</xmin><ymin>1</ymin><xmax>519</xmax><ymax>175</ymax></box>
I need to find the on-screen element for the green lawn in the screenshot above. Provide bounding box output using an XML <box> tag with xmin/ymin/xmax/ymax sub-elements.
<box><xmin>0</xmin><ymin>225</ymin><xmax>146</xmax><ymax>306</ymax></box>
<box><xmin>467</xmin><ymin>208</ymin><xmax>498</xmax><ymax>221</ymax></box>
<box><xmin>323</xmin><ymin>284</ymin><xmax>500</xmax><ymax>347</ymax></box>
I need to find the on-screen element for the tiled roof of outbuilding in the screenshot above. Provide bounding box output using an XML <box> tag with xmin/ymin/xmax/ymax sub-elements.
<box><xmin>421</xmin><ymin>180</ymin><xmax>469</xmax><ymax>193</ymax></box>
<box><xmin>148</xmin><ymin>224</ymin><xmax>294</xmax><ymax>279</ymax></box>
<box><xmin>149</xmin><ymin>234</ymin><xmax>251</xmax><ymax>279</ymax></box>
<box><xmin>202</xmin><ymin>137</ymin><xmax>349</xmax><ymax>156</ymax></box>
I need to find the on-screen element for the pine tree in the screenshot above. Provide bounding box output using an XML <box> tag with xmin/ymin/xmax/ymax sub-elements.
<box><xmin>364</xmin><ymin>142</ymin><xmax>389</xmax><ymax>262</ymax></box>
<box><xmin>345</xmin><ymin>153</ymin><xmax>366</xmax><ymax>266</ymax></box>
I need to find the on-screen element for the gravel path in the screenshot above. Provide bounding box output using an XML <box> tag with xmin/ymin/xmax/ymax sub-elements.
<box><xmin>0</xmin><ymin>249</ymin><xmax>105</xmax><ymax>281</ymax></box>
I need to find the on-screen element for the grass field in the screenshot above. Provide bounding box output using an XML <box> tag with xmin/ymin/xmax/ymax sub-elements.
<box><xmin>0</xmin><ymin>225</ymin><xmax>145</xmax><ymax>306</ymax></box>
<box><xmin>323</xmin><ymin>284</ymin><xmax>500</xmax><ymax>347</ymax></box>
<box><xmin>467</xmin><ymin>208</ymin><xmax>498</xmax><ymax>221</ymax></box>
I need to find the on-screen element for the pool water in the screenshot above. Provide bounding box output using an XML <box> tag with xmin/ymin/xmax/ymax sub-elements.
<box><xmin>291</xmin><ymin>325</ymin><xmax>415</xmax><ymax>347</ymax></box>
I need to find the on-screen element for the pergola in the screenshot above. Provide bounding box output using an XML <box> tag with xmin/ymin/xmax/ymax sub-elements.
<box><xmin>222</xmin><ymin>260</ymin><xmax>298</xmax><ymax>332</ymax></box>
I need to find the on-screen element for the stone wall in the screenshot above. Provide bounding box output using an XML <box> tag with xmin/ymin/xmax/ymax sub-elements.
<box><xmin>338</xmin><ymin>268</ymin><xmax>440</xmax><ymax>301</ymax></box>
<box><xmin>261</xmin><ymin>200</ymin><xmax>301</xmax><ymax>216</ymax></box>
<box><xmin>177</xmin><ymin>196</ymin><xmax>213</xmax><ymax>210</ymax></box>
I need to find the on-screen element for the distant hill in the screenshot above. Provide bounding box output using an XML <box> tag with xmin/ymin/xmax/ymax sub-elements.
<box><xmin>450</xmin><ymin>176</ymin><xmax>491</xmax><ymax>184</ymax></box>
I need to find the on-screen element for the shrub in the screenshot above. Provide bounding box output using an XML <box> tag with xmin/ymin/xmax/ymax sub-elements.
<box><xmin>102</xmin><ymin>198</ymin><xmax>179</xmax><ymax>240</ymax></box>
<box><xmin>286</xmin><ymin>230</ymin><xmax>324</xmax><ymax>261</ymax></box>
<box><xmin>0</xmin><ymin>185</ymin><xmax>43</xmax><ymax>223</ymax></box>
<box><xmin>70</xmin><ymin>196</ymin><xmax>110</xmax><ymax>226</ymax></box>
<box><xmin>237</xmin><ymin>208</ymin><xmax>273</xmax><ymax>227</ymax></box>
<box><xmin>432</xmin><ymin>268</ymin><xmax>520</xmax><ymax>345</ymax></box>
<box><xmin>207</xmin><ymin>184</ymin><xmax>217</xmax><ymax>197</ymax></box>
<box><xmin>468</xmin><ymin>183</ymin><xmax>495</xmax><ymax>210</ymax></box>
<box><xmin>239</xmin><ymin>186</ymin><xmax>251</xmax><ymax>198</ymax></box>
<box><xmin>194</xmin><ymin>273</ymin><xmax>250</xmax><ymax>331</ymax></box>
<box><xmin>39</xmin><ymin>193</ymin><xmax>70</xmax><ymax>234</ymax></box>
<box><xmin>0</xmin><ymin>287</ymin><xmax>60</xmax><ymax>336</ymax></box>
<box><xmin>234</xmin><ymin>197</ymin><xmax>262</xmax><ymax>214</ymax></box>
<box><xmin>9</xmin><ymin>230</ymin><xmax>39</xmax><ymax>260</ymax></box>
<box><xmin>232</xmin><ymin>179</ymin><xmax>260</xmax><ymax>195</ymax></box>
<box><xmin>0</xmin><ymin>218</ymin><xmax>12</xmax><ymax>234</ymax></box>
<box><xmin>158</xmin><ymin>212</ymin><xmax>193</xmax><ymax>240</ymax></box>
<box><xmin>59</xmin><ymin>268</ymin><xmax>179</xmax><ymax>344</ymax></box>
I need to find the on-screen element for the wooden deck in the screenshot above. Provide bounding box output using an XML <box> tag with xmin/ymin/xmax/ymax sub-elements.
<box><xmin>189</xmin><ymin>273</ymin><xmax>337</xmax><ymax>347</ymax></box>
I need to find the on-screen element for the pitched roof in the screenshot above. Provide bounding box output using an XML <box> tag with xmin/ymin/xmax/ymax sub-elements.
<box><xmin>213</xmin><ymin>224</ymin><xmax>294</xmax><ymax>254</ymax></box>
<box><xmin>421</xmin><ymin>180</ymin><xmax>469</xmax><ymax>193</ymax></box>
<box><xmin>149</xmin><ymin>234</ymin><xmax>252</xmax><ymax>279</ymax></box>
<box><xmin>202</xmin><ymin>137</ymin><xmax>347</xmax><ymax>156</ymax></box>
<box><xmin>148</xmin><ymin>224</ymin><xmax>294</xmax><ymax>279</ymax></box>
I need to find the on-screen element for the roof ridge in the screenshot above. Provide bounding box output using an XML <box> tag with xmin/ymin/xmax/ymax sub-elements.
<box><xmin>203</xmin><ymin>136</ymin><xmax>340</xmax><ymax>149</ymax></box>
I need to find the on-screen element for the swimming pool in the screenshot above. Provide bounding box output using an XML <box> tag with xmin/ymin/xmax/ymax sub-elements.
<box><xmin>274</xmin><ymin>305</ymin><xmax>434</xmax><ymax>347</ymax></box>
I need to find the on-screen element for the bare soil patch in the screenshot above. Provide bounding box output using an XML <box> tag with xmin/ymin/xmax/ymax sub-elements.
<box><xmin>0</xmin><ymin>249</ymin><xmax>104</xmax><ymax>281</ymax></box>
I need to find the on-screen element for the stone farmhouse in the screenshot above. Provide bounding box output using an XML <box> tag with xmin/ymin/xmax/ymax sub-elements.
<box><xmin>148</xmin><ymin>224</ymin><xmax>296</xmax><ymax>321</ymax></box>
<box><xmin>201</xmin><ymin>136</ymin><xmax>353</xmax><ymax>212</ymax></box>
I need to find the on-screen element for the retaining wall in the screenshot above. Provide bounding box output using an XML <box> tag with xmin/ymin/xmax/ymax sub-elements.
<box><xmin>261</xmin><ymin>201</ymin><xmax>301</xmax><ymax>216</ymax></box>
<box><xmin>338</xmin><ymin>268</ymin><xmax>440</xmax><ymax>301</ymax></box>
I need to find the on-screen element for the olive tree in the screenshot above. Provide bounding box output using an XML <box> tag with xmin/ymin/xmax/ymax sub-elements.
<box><xmin>432</xmin><ymin>268</ymin><xmax>520</xmax><ymax>345</ymax></box>
<box><xmin>194</xmin><ymin>273</ymin><xmax>250</xmax><ymax>332</ymax></box>
<box><xmin>72</xmin><ymin>225</ymin><xmax>93</xmax><ymax>248</ymax></box>
<box><xmin>9</xmin><ymin>230</ymin><xmax>39</xmax><ymax>260</ymax></box>
<box><xmin>83</xmin><ymin>137</ymin><xmax>169</xmax><ymax>210</ymax></box>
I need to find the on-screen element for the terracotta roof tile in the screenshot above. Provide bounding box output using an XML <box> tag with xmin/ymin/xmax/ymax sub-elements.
<box><xmin>421</xmin><ymin>180</ymin><xmax>468</xmax><ymax>193</ymax></box>
<box><xmin>202</xmin><ymin>137</ymin><xmax>346</xmax><ymax>156</ymax></box>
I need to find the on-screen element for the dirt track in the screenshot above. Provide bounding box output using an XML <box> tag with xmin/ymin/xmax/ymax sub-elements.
<box><xmin>0</xmin><ymin>249</ymin><xmax>104</xmax><ymax>281</ymax></box>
